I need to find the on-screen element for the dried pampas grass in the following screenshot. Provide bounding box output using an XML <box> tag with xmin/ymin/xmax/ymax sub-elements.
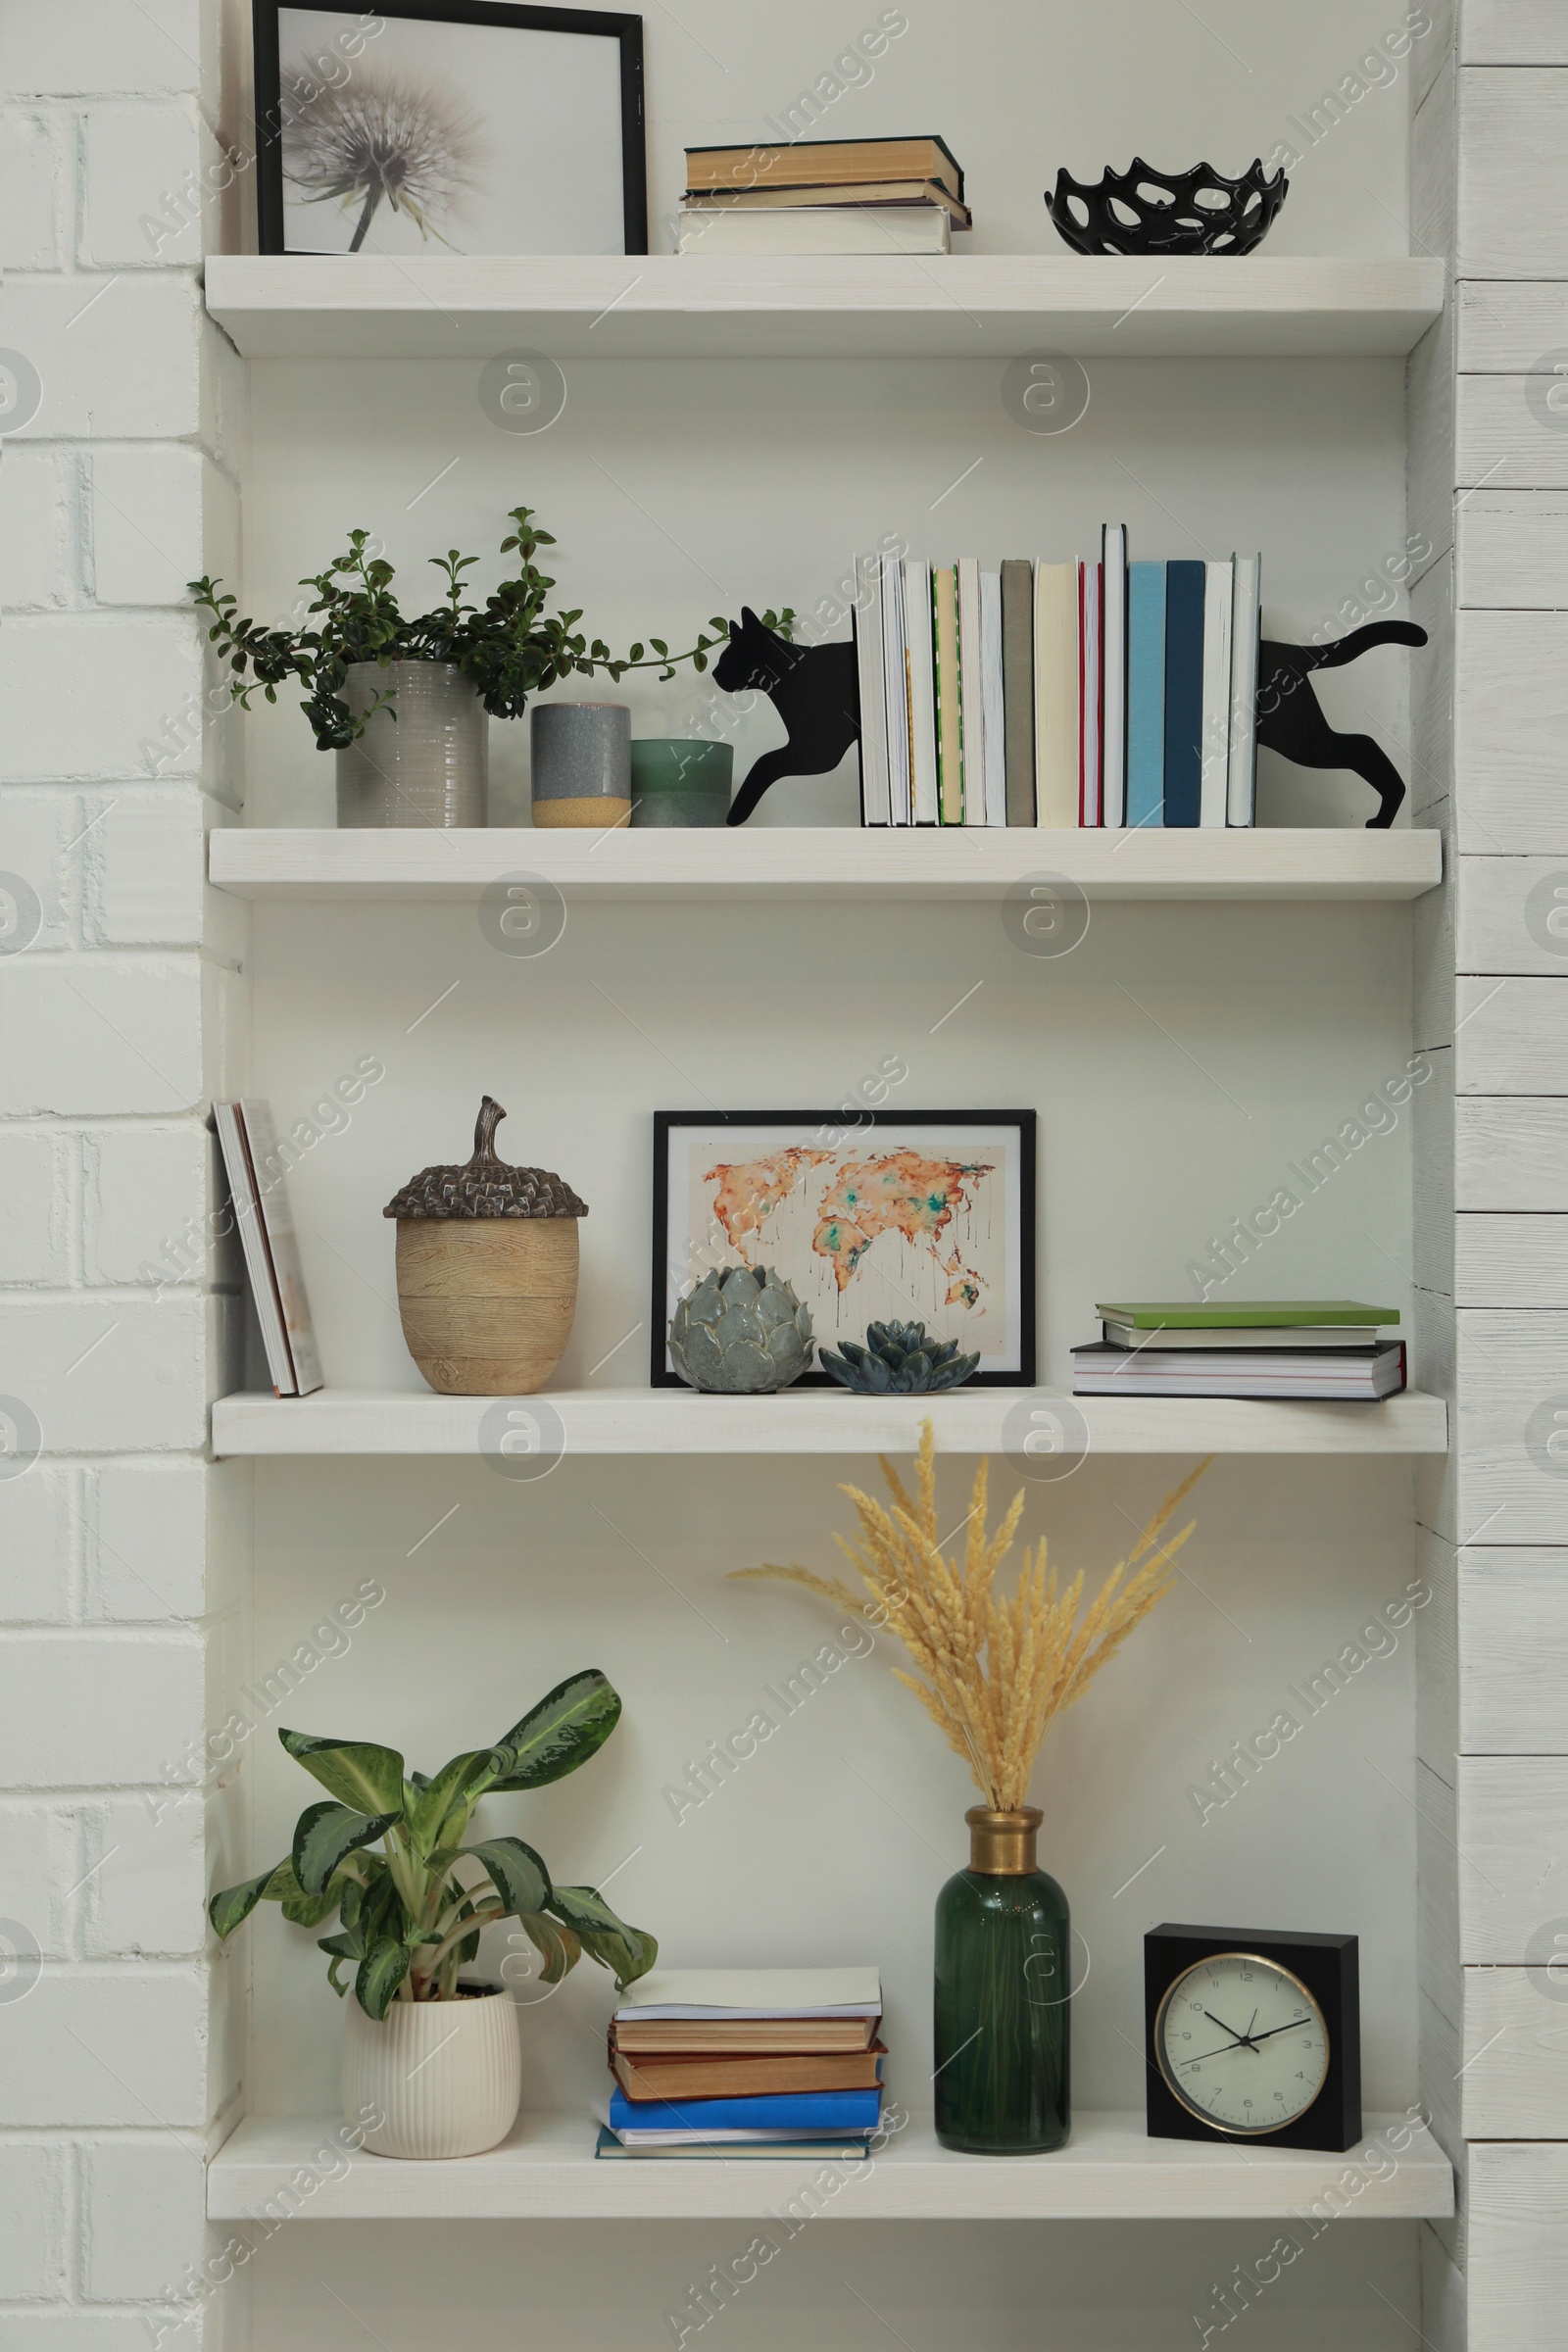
<box><xmin>733</xmin><ymin>1421</ymin><xmax>1208</xmax><ymax>1811</ymax></box>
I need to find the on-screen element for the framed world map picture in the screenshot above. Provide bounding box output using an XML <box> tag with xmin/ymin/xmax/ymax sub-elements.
<box><xmin>652</xmin><ymin>1110</ymin><xmax>1036</xmax><ymax>1389</ymax></box>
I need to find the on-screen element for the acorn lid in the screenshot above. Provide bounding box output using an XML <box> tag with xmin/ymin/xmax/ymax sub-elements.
<box><xmin>383</xmin><ymin>1097</ymin><xmax>588</xmax><ymax>1220</ymax></box>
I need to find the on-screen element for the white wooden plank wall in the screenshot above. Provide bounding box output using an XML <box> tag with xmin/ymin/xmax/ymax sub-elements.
<box><xmin>1416</xmin><ymin>13</ymin><xmax>1568</xmax><ymax>2342</ymax></box>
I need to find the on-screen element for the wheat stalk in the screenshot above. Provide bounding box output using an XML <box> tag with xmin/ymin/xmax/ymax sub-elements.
<box><xmin>733</xmin><ymin>1421</ymin><xmax>1209</xmax><ymax>1810</ymax></box>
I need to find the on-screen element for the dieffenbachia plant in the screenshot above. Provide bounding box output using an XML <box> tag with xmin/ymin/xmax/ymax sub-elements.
<box><xmin>209</xmin><ymin>1670</ymin><xmax>656</xmax><ymax>2018</ymax></box>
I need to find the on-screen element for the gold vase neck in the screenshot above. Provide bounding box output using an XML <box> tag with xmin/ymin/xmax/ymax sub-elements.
<box><xmin>965</xmin><ymin>1806</ymin><xmax>1042</xmax><ymax>1875</ymax></box>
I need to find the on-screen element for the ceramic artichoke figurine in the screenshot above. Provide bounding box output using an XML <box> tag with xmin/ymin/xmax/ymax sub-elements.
<box><xmin>668</xmin><ymin>1265</ymin><xmax>814</xmax><ymax>1395</ymax></box>
<box><xmin>820</xmin><ymin>1320</ymin><xmax>979</xmax><ymax>1396</ymax></box>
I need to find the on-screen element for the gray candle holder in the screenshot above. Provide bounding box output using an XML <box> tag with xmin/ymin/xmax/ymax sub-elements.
<box><xmin>530</xmin><ymin>703</ymin><xmax>632</xmax><ymax>830</ymax></box>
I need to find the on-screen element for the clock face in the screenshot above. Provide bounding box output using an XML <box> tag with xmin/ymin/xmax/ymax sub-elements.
<box><xmin>1155</xmin><ymin>1952</ymin><xmax>1330</xmax><ymax>2135</ymax></box>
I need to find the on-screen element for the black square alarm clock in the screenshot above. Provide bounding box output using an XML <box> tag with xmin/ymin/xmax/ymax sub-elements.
<box><xmin>1144</xmin><ymin>1924</ymin><xmax>1360</xmax><ymax>2151</ymax></box>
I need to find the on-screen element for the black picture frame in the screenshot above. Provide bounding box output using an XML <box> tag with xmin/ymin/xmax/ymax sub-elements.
<box><xmin>253</xmin><ymin>1</ymin><xmax>647</xmax><ymax>258</ymax></box>
<box><xmin>651</xmin><ymin>1108</ymin><xmax>1037</xmax><ymax>1391</ymax></box>
<box><xmin>1144</xmin><ymin>1923</ymin><xmax>1361</xmax><ymax>2153</ymax></box>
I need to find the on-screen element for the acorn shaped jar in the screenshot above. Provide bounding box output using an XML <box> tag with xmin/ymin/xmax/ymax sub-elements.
<box><xmin>384</xmin><ymin>1098</ymin><xmax>587</xmax><ymax>1395</ymax></box>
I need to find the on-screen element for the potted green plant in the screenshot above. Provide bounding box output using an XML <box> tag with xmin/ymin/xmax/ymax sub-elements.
<box><xmin>210</xmin><ymin>1669</ymin><xmax>656</xmax><ymax>2160</ymax></box>
<box><xmin>190</xmin><ymin>509</ymin><xmax>792</xmax><ymax>830</ymax></box>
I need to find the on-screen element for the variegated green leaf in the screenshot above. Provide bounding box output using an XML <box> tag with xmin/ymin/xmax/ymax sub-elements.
<box><xmin>356</xmin><ymin>1936</ymin><xmax>410</xmax><ymax>2019</ymax></box>
<box><xmin>487</xmin><ymin>1671</ymin><xmax>621</xmax><ymax>1791</ymax></box>
<box><xmin>455</xmin><ymin>1837</ymin><xmax>551</xmax><ymax>1919</ymax></box>
<box><xmin>405</xmin><ymin>1749</ymin><xmax>493</xmax><ymax>1853</ymax></box>
<box><xmin>208</xmin><ymin>1863</ymin><xmax>286</xmax><ymax>1940</ymax></box>
<box><xmin>278</xmin><ymin>1730</ymin><xmax>406</xmax><ymax>1817</ymax></box>
<box><xmin>292</xmin><ymin>1800</ymin><xmax>399</xmax><ymax>1898</ymax></box>
<box><xmin>546</xmin><ymin>1884</ymin><xmax>658</xmax><ymax>1990</ymax></box>
<box><xmin>517</xmin><ymin>1911</ymin><xmax>581</xmax><ymax>1984</ymax></box>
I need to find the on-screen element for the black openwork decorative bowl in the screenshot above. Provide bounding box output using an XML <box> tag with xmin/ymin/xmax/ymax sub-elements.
<box><xmin>1045</xmin><ymin>158</ymin><xmax>1288</xmax><ymax>256</ymax></box>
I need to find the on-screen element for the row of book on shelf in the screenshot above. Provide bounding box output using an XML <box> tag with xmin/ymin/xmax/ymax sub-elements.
<box><xmin>852</xmin><ymin>534</ymin><xmax>1262</xmax><ymax>831</ymax></box>
<box><xmin>596</xmin><ymin>1968</ymin><xmax>885</xmax><ymax>2157</ymax></box>
<box><xmin>1070</xmin><ymin>1301</ymin><xmax>1405</xmax><ymax>1400</ymax></box>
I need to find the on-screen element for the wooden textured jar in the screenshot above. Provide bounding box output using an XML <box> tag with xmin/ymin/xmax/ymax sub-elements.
<box><xmin>384</xmin><ymin>1098</ymin><xmax>587</xmax><ymax>1396</ymax></box>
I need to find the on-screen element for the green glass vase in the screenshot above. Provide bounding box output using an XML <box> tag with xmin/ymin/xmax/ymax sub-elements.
<box><xmin>933</xmin><ymin>1806</ymin><xmax>1070</xmax><ymax>2153</ymax></box>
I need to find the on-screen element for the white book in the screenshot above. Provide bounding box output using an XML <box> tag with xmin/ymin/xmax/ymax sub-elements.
<box><xmin>1101</xmin><ymin>524</ymin><xmax>1128</xmax><ymax>828</ymax></box>
<box><xmin>616</xmin><ymin>1967</ymin><xmax>883</xmax><ymax>2019</ymax></box>
<box><xmin>1080</xmin><ymin>561</ymin><xmax>1101</xmax><ymax>826</ymax></box>
<box><xmin>215</xmin><ymin>1103</ymin><xmax>297</xmax><ymax>1396</ymax></box>
<box><xmin>980</xmin><ymin>568</ymin><xmax>1006</xmax><ymax>827</ymax></box>
<box><xmin>853</xmin><ymin>553</ymin><xmax>890</xmax><ymax>826</ymax></box>
<box><xmin>904</xmin><ymin>557</ymin><xmax>939</xmax><ymax>825</ymax></box>
<box><xmin>1034</xmin><ymin>560</ymin><xmax>1079</xmax><ymax>827</ymax></box>
<box><xmin>676</xmin><ymin>205</ymin><xmax>952</xmax><ymax>256</ymax></box>
<box><xmin>881</xmin><ymin>553</ymin><xmax>911</xmax><ymax>826</ymax></box>
<box><xmin>1228</xmin><ymin>553</ymin><xmax>1261</xmax><ymax>827</ymax></box>
<box><xmin>238</xmin><ymin>1100</ymin><xmax>323</xmax><ymax>1395</ymax></box>
<box><xmin>956</xmin><ymin>558</ymin><xmax>986</xmax><ymax>828</ymax></box>
<box><xmin>1200</xmin><ymin>560</ymin><xmax>1234</xmax><ymax>828</ymax></box>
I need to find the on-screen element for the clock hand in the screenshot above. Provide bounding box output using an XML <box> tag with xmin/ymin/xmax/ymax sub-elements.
<box><xmin>1202</xmin><ymin>2010</ymin><xmax>1250</xmax><ymax>2044</ymax></box>
<box><xmin>1235</xmin><ymin>2017</ymin><xmax>1317</xmax><ymax>2047</ymax></box>
<box><xmin>1178</xmin><ymin>2039</ymin><xmax>1255</xmax><ymax>2066</ymax></box>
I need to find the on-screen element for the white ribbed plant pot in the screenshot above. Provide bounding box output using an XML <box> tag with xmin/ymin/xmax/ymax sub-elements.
<box><xmin>342</xmin><ymin>1984</ymin><xmax>522</xmax><ymax>2159</ymax></box>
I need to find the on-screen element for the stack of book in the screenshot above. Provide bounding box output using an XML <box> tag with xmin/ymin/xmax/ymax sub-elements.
<box><xmin>1071</xmin><ymin>1301</ymin><xmax>1406</xmax><ymax>1400</ymax></box>
<box><xmin>214</xmin><ymin>1101</ymin><xmax>322</xmax><ymax>1396</ymax></box>
<box><xmin>595</xmin><ymin>1967</ymin><xmax>885</xmax><ymax>2159</ymax></box>
<box><xmin>679</xmin><ymin>136</ymin><xmax>967</xmax><ymax>256</ymax></box>
<box><xmin>852</xmin><ymin>537</ymin><xmax>1262</xmax><ymax>828</ymax></box>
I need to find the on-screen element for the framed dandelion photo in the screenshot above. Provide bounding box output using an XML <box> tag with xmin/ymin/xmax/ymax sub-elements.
<box><xmin>652</xmin><ymin>1109</ymin><xmax>1037</xmax><ymax>1389</ymax></box>
<box><xmin>254</xmin><ymin>2</ymin><xmax>647</xmax><ymax>258</ymax></box>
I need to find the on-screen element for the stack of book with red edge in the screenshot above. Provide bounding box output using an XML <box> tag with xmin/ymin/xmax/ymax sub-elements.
<box><xmin>678</xmin><ymin>136</ymin><xmax>966</xmax><ymax>257</ymax></box>
<box><xmin>595</xmin><ymin>1967</ymin><xmax>885</xmax><ymax>2158</ymax></box>
<box><xmin>1071</xmin><ymin>1301</ymin><xmax>1406</xmax><ymax>1400</ymax></box>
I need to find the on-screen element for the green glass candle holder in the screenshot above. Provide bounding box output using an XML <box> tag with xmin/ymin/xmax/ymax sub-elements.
<box><xmin>933</xmin><ymin>1806</ymin><xmax>1070</xmax><ymax>2154</ymax></box>
<box><xmin>629</xmin><ymin>739</ymin><xmax>733</xmax><ymax>828</ymax></box>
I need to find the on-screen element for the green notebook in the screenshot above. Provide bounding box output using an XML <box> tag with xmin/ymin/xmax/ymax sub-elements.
<box><xmin>1096</xmin><ymin>1300</ymin><xmax>1399</xmax><ymax>1329</ymax></box>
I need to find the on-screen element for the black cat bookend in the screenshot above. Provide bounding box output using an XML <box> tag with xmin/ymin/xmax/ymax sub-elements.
<box><xmin>713</xmin><ymin>608</ymin><xmax>860</xmax><ymax>826</ymax></box>
<box><xmin>1255</xmin><ymin>619</ymin><xmax>1427</xmax><ymax>829</ymax></box>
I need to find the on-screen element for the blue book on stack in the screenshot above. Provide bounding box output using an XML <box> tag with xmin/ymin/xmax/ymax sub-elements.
<box><xmin>608</xmin><ymin>2085</ymin><xmax>882</xmax><ymax>2141</ymax></box>
<box><xmin>1163</xmin><ymin>560</ymin><xmax>1206</xmax><ymax>829</ymax></box>
<box><xmin>1126</xmin><ymin>562</ymin><xmax>1166</xmax><ymax>829</ymax></box>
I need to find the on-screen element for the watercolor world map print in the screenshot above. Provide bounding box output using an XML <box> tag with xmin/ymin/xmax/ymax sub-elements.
<box><xmin>686</xmin><ymin>1137</ymin><xmax>1011</xmax><ymax>1359</ymax></box>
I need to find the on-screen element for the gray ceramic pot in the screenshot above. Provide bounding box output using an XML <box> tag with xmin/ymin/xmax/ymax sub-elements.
<box><xmin>336</xmin><ymin>662</ymin><xmax>487</xmax><ymax>829</ymax></box>
<box><xmin>630</xmin><ymin>739</ymin><xmax>734</xmax><ymax>828</ymax></box>
<box><xmin>531</xmin><ymin>703</ymin><xmax>632</xmax><ymax>830</ymax></box>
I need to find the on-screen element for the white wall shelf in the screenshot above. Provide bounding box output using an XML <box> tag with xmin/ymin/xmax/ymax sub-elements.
<box><xmin>206</xmin><ymin>2109</ymin><xmax>1452</xmax><ymax>2223</ymax></box>
<box><xmin>209</xmin><ymin>827</ymin><xmax>1443</xmax><ymax>905</ymax></box>
<box><xmin>210</xmin><ymin>1387</ymin><xmax>1448</xmax><ymax>1459</ymax></box>
<box><xmin>203</xmin><ymin>255</ymin><xmax>1444</xmax><ymax>362</ymax></box>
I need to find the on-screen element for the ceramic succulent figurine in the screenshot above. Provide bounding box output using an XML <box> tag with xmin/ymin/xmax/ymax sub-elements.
<box><xmin>668</xmin><ymin>1266</ymin><xmax>814</xmax><ymax>1395</ymax></box>
<box><xmin>820</xmin><ymin>1320</ymin><xmax>979</xmax><ymax>1396</ymax></box>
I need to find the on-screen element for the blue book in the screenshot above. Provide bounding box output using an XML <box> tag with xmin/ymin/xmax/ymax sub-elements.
<box><xmin>608</xmin><ymin>2085</ymin><xmax>882</xmax><ymax>2136</ymax></box>
<box><xmin>1126</xmin><ymin>563</ymin><xmax>1166</xmax><ymax>830</ymax></box>
<box><xmin>1162</xmin><ymin>561</ymin><xmax>1206</xmax><ymax>829</ymax></box>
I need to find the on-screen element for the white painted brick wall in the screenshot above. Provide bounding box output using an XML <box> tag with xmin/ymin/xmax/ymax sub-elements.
<box><xmin>1</xmin><ymin>11</ymin><xmax>238</xmax><ymax>2329</ymax></box>
<box><xmin>90</xmin><ymin>448</ymin><xmax>207</xmax><ymax>609</ymax></box>
<box><xmin>0</xmin><ymin>1127</ymin><xmax>71</xmax><ymax>1283</ymax></box>
<box><xmin>80</xmin><ymin>2134</ymin><xmax>208</xmax><ymax>2300</ymax></box>
<box><xmin>0</xmin><ymin>446</ymin><xmax>69</xmax><ymax>606</ymax></box>
<box><xmin>90</xmin><ymin>1459</ymin><xmax>210</xmax><ymax>1620</ymax></box>
<box><xmin>83</xmin><ymin>1123</ymin><xmax>211</xmax><ymax>1285</ymax></box>
<box><xmin>0</xmin><ymin>110</ymin><xmax>63</xmax><ymax>270</ymax></box>
<box><xmin>1</xmin><ymin>615</ymin><xmax>204</xmax><ymax>782</ymax></box>
<box><xmin>0</xmin><ymin>1967</ymin><xmax>211</xmax><ymax>2128</ymax></box>
<box><xmin>0</xmin><ymin>961</ymin><xmax>203</xmax><ymax>1116</ymax></box>
<box><xmin>81</xmin><ymin>792</ymin><xmax>206</xmax><ymax>944</ymax></box>
<box><xmin>0</xmin><ymin>1467</ymin><xmax>74</xmax><ymax>1622</ymax></box>
<box><xmin>0</xmin><ymin>1800</ymin><xmax>75</xmax><ymax>1953</ymax></box>
<box><xmin>0</xmin><ymin>275</ymin><xmax>203</xmax><ymax>441</ymax></box>
<box><xmin>0</xmin><ymin>2140</ymin><xmax>68</xmax><ymax>2297</ymax></box>
<box><xmin>82</xmin><ymin>1793</ymin><xmax>206</xmax><ymax>1956</ymax></box>
<box><xmin>80</xmin><ymin>105</ymin><xmax>220</xmax><ymax>272</ymax></box>
<box><xmin>0</xmin><ymin>1632</ymin><xmax>205</xmax><ymax>1787</ymax></box>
